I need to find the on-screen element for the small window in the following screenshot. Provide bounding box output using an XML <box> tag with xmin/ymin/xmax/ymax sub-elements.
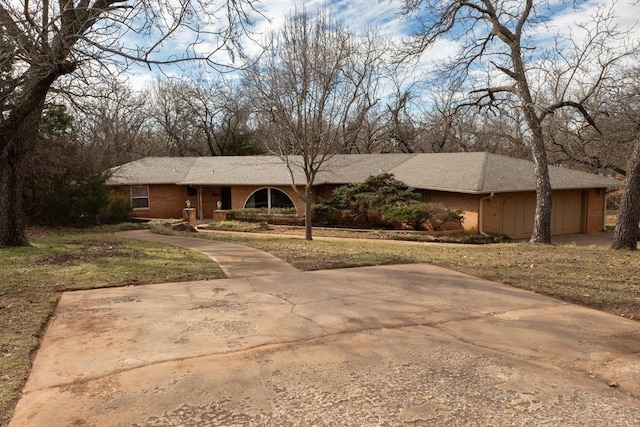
<box><xmin>131</xmin><ymin>186</ymin><xmax>149</xmax><ymax>209</ymax></box>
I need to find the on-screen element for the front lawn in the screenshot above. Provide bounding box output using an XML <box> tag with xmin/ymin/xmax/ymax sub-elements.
<box><xmin>2</xmin><ymin>224</ymin><xmax>639</xmax><ymax>426</ymax></box>
<box><xmin>196</xmin><ymin>229</ymin><xmax>640</xmax><ymax>319</ymax></box>
<box><xmin>0</xmin><ymin>226</ymin><xmax>223</xmax><ymax>426</ymax></box>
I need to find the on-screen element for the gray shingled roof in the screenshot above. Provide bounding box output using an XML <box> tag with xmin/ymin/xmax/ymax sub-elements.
<box><xmin>108</xmin><ymin>157</ymin><xmax>197</xmax><ymax>185</ymax></box>
<box><xmin>107</xmin><ymin>153</ymin><xmax>620</xmax><ymax>193</ymax></box>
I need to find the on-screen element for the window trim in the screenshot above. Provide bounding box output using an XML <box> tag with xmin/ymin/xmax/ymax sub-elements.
<box><xmin>243</xmin><ymin>187</ymin><xmax>294</xmax><ymax>212</ymax></box>
<box><xmin>131</xmin><ymin>185</ymin><xmax>150</xmax><ymax>210</ymax></box>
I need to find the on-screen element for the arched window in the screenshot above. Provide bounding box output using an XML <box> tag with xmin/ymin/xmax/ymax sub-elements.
<box><xmin>244</xmin><ymin>188</ymin><xmax>295</xmax><ymax>211</ymax></box>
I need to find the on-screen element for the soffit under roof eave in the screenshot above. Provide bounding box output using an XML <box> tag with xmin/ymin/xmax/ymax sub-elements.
<box><xmin>106</xmin><ymin>181</ymin><xmax>180</xmax><ymax>186</ymax></box>
<box><xmin>419</xmin><ymin>185</ymin><xmax>616</xmax><ymax>194</ymax></box>
<box><xmin>176</xmin><ymin>181</ymin><xmax>304</xmax><ymax>186</ymax></box>
<box><xmin>468</xmin><ymin>185</ymin><xmax>619</xmax><ymax>194</ymax></box>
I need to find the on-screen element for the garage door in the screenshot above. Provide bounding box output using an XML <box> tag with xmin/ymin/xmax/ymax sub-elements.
<box><xmin>501</xmin><ymin>194</ymin><xmax>536</xmax><ymax>239</ymax></box>
<box><xmin>551</xmin><ymin>191</ymin><xmax>583</xmax><ymax>235</ymax></box>
<box><xmin>501</xmin><ymin>191</ymin><xmax>584</xmax><ymax>239</ymax></box>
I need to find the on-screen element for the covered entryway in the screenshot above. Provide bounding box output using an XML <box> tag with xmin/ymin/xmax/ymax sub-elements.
<box><xmin>500</xmin><ymin>191</ymin><xmax>585</xmax><ymax>239</ymax></box>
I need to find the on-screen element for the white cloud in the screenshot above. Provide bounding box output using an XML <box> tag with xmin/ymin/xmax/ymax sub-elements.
<box><xmin>117</xmin><ymin>0</ymin><xmax>639</xmax><ymax>96</ymax></box>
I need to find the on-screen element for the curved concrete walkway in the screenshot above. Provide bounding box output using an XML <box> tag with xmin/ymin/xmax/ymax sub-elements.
<box><xmin>9</xmin><ymin>231</ymin><xmax>640</xmax><ymax>426</ymax></box>
<box><xmin>115</xmin><ymin>230</ymin><xmax>299</xmax><ymax>278</ymax></box>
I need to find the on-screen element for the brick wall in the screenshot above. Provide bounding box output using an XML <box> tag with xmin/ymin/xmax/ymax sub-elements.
<box><xmin>314</xmin><ymin>184</ymin><xmax>339</xmax><ymax>202</ymax></box>
<box><xmin>114</xmin><ymin>184</ymin><xmax>312</xmax><ymax>219</ymax></box>
<box><xmin>585</xmin><ymin>189</ymin><xmax>606</xmax><ymax>233</ymax></box>
<box><xmin>112</xmin><ymin>184</ymin><xmax>608</xmax><ymax>233</ymax></box>
<box><xmin>112</xmin><ymin>185</ymin><xmax>192</xmax><ymax>219</ymax></box>
<box><xmin>428</xmin><ymin>191</ymin><xmax>481</xmax><ymax>232</ymax></box>
<box><xmin>148</xmin><ymin>185</ymin><xmax>192</xmax><ymax>218</ymax></box>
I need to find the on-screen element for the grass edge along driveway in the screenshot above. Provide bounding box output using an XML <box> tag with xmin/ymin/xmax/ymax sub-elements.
<box><xmin>1</xmin><ymin>226</ymin><xmax>639</xmax><ymax>425</ymax></box>
<box><xmin>0</xmin><ymin>228</ymin><xmax>224</xmax><ymax>427</ymax></box>
<box><xmin>200</xmin><ymin>229</ymin><xmax>640</xmax><ymax>320</ymax></box>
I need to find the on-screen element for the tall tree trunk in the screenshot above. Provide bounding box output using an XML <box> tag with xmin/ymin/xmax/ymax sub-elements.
<box><xmin>612</xmin><ymin>139</ymin><xmax>640</xmax><ymax>250</ymax></box>
<box><xmin>0</xmin><ymin>88</ymin><xmax>49</xmax><ymax>247</ymax></box>
<box><xmin>519</xmin><ymin>107</ymin><xmax>553</xmax><ymax>244</ymax></box>
<box><xmin>510</xmin><ymin>34</ymin><xmax>553</xmax><ymax>244</ymax></box>
<box><xmin>0</xmin><ymin>146</ymin><xmax>30</xmax><ymax>247</ymax></box>
<box><xmin>528</xmin><ymin>125</ymin><xmax>553</xmax><ymax>244</ymax></box>
<box><xmin>304</xmin><ymin>185</ymin><xmax>313</xmax><ymax>241</ymax></box>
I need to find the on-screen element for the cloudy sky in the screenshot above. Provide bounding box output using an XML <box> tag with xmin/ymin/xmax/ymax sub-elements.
<box><xmin>126</xmin><ymin>0</ymin><xmax>640</xmax><ymax>89</ymax></box>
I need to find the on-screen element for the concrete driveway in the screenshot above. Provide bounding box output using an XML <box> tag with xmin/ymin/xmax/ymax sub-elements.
<box><xmin>9</xmin><ymin>232</ymin><xmax>640</xmax><ymax>426</ymax></box>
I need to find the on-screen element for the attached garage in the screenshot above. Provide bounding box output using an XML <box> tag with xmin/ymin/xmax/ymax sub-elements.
<box><xmin>500</xmin><ymin>191</ymin><xmax>586</xmax><ymax>239</ymax></box>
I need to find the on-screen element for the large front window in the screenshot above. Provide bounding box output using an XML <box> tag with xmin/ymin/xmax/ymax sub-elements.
<box><xmin>244</xmin><ymin>188</ymin><xmax>294</xmax><ymax>210</ymax></box>
<box><xmin>131</xmin><ymin>186</ymin><xmax>149</xmax><ymax>209</ymax></box>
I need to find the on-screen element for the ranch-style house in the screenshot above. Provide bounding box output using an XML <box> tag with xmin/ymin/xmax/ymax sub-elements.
<box><xmin>106</xmin><ymin>152</ymin><xmax>620</xmax><ymax>239</ymax></box>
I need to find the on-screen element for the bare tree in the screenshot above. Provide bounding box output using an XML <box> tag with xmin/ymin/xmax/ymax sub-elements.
<box><xmin>150</xmin><ymin>76</ymin><xmax>261</xmax><ymax>156</ymax></box>
<box><xmin>73</xmin><ymin>81</ymin><xmax>153</xmax><ymax>171</ymax></box>
<box><xmin>538</xmin><ymin>64</ymin><xmax>640</xmax><ymax>249</ymax></box>
<box><xmin>608</xmin><ymin>67</ymin><xmax>640</xmax><ymax>250</ymax></box>
<box><xmin>339</xmin><ymin>69</ymin><xmax>415</xmax><ymax>155</ymax></box>
<box><xmin>246</xmin><ymin>7</ymin><xmax>384</xmax><ymax>240</ymax></box>
<box><xmin>545</xmin><ymin>107</ymin><xmax>631</xmax><ymax>175</ymax></box>
<box><xmin>178</xmin><ymin>76</ymin><xmax>260</xmax><ymax>156</ymax></box>
<box><xmin>151</xmin><ymin>79</ymin><xmax>206</xmax><ymax>156</ymax></box>
<box><xmin>0</xmin><ymin>0</ymin><xmax>260</xmax><ymax>246</ymax></box>
<box><xmin>400</xmin><ymin>0</ymin><xmax>635</xmax><ymax>243</ymax></box>
<box><xmin>614</xmin><ymin>140</ymin><xmax>640</xmax><ymax>249</ymax></box>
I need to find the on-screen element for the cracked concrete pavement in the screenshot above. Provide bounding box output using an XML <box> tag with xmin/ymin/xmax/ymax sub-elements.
<box><xmin>9</xmin><ymin>231</ymin><xmax>640</xmax><ymax>426</ymax></box>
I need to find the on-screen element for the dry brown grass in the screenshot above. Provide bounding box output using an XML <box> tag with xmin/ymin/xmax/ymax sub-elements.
<box><xmin>0</xmin><ymin>227</ymin><xmax>223</xmax><ymax>426</ymax></box>
<box><xmin>2</xmin><ymin>225</ymin><xmax>639</xmax><ymax>425</ymax></box>
<box><xmin>201</xmin><ymin>230</ymin><xmax>640</xmax><ymax>320</ymax></box>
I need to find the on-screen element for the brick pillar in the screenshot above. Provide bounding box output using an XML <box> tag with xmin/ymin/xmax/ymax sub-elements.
<box><xmin>213</xmin><ymin>210</ymin><xmax>227</xmax><ymax>222</ymax></box>
<box><xmin>183</xmin><ymin>208</ymin><xmax>196</xmax><ymax>227</ymax></box>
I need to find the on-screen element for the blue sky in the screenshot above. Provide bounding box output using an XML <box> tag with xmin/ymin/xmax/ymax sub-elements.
<box><xmin>125</xmin><ymin>0</ymin><xmax>640</xmax><ymax>91</ymax></box>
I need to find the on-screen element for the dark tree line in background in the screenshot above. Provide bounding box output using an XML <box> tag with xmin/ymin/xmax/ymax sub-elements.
<box><xmin>0</xmin><ymin>0</ymin><xmax>261</xmax><ymax>246</ymax></box>
<box><xmin>2</xmin><ymin>0</ymin><xmax>640</xmax><ymax>248</ymax></box>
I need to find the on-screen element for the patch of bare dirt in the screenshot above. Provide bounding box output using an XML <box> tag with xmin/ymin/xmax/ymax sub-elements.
<box><xmin>35</xmin><ymin>240</ymin><xmax>142</xmax><ymax>265</ymax></box>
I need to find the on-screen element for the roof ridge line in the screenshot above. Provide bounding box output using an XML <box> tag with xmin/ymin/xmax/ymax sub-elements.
<box><xmin>390</xmin><ymin>152</ymin><xmax>420</xmax><ymax>174</ymax></box>
<box><xmin>477</xmin><ymin>152</ymin><xmax>489</xmax><ymax>192</ymax></box>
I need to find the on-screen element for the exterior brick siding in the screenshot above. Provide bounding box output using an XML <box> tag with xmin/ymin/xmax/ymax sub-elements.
<box><xmin>427</xmin><ymin>191</ymin><xmax>481</xmax><ymax>232</ymax></box>
<box><xmin>585</xmin><ymin>189</ymin><xmax>606</xmax><ymax>233</ymax></box>
<box><xmin>112</xmin><ymin>185</ymin><xmax>191</xmax><ymax>218</ymax></box>
<box><xmin>112</xmin><ymin>184</ymin><xmax>607</xmax><ymax>236</ymax></box>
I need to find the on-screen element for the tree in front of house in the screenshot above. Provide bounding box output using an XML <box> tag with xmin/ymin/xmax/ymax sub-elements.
<box><xmin>0</xmin><ymin>0</ymin><xmax>260</xmax><ymax>247</ymax></box>
<box><xmin>609</xmin><ymin>67</ymin><xmax>640</xmax><ymax>250</ymax></box>
<box><xmin>246</xmin><ymin>7</ymin><xmax>386</xmax><ymax>240</ymax></box>
<box><xmin>319</xmin><ymin>173</ymin><xmax>421</xmax><ymax>226</ymax></box>
<box><xmin>546</xmin><ymin>64</ymin><xmax>640</xmax><ymax>250</ymax></box>
<box><xmin>614</xmin><ymin>141</ymin><xmax>640</xmax><ymax>250</ymax></box>
<box><xmin>399</xmin><ymin>0</ymin><xmax>635</xmax><ymax>244</ymax></box>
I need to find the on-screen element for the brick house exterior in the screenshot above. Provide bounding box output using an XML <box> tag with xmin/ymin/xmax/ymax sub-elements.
<box><xmin>107</xmin><ymin>153</ymin><xmax>619</xmax><ymax>239</ymax></box>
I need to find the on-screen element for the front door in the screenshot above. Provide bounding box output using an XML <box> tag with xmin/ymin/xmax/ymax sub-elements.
<box><xmin>220</xmin><ymin>187</ymin><xmax>232</xmax><ymax>210</ymax></box>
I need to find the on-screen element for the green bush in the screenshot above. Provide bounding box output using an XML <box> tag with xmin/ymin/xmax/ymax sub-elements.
<box><xmin>384</xmin><ymin>202</ymin><xmax>463</xmax><ymax>230</ymax></box>
<box><xmin>313</xmin><ymin>173</ymin><xmax>463</xmax><ymax>230</ymax></box>
<box><xmin>318</xmin><ymin>173</ymin><xmax>421</xmax><ymax>225</ymax></box>
<box><xmin>40</xmin><ymin>175</ymin><xmax>132</xmax><ymax>227</ymax></box>
<box><xmin>225</xmin><ymin>208</ymin><xmax>297</xmax><ymax>224</ymax></box>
